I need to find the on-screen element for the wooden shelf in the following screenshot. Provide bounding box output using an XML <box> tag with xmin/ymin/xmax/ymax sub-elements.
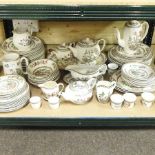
<box><xmin>1</xmin><ymin>79</ymin><xmax>155</xmax><ymax>119</ymax></box>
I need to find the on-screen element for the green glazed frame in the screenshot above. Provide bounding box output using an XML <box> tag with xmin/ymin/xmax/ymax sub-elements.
<box><xmin>1</xmin><ymin>4</ymin><xmax>155</xmax><ymax>127</ymax></box>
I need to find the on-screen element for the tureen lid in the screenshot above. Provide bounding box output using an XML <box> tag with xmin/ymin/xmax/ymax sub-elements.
<box><xmin>125</xmin><ymin>20</ymin><xmax>141</xmax><ymax>28</ymax></box>
<box><xmin>77</xmin><ymin>38</ymin><xmax>96</xmax><ymax>47</ymax></box>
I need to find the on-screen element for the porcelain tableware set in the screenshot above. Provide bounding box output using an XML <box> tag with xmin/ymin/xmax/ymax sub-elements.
<box><xmin>62</xmin><ymin>78</ymin><xmax>96</xmax><ymax>104</ymax></box>
<box><xmin>27</xmin><ymin>59</ymin><xmax>60</xmax><ymax>86</ymax></box>
<box><xmin>111</xmin><ymin>62</ymin><xmax>155</xmax><ymax>94</ymax></box>
<box><xmin>108</xmin><ymin>20</ymin><xmax>153</xmax><ymax>66</ymax></box>
<box><xmin>48</xmin><ymin>37</ymin><xmax>107</xmax><ymax>70</ymax></box>
<box><xmin>0</xmin><ymin>75</ymin><xmax>30</xmax><ymax>112</ymax></box>
<box><xmin>2</xmin><ymin>28</ymin><xmax>45</xmax><ymax>63</ymax></box>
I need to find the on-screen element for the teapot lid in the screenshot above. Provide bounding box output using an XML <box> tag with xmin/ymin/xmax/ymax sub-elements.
<box><xmin>77</xmin><ymin>38</ymin><xmax>95</xmax><ymax>47</ymax></box>
<box><xmin>69</xmin><ymin>80</ymin><xmax>89</xmax><ymax>93</ymax></box>
<box><xmin>125</xmin><ymin>20</ymin><xmax>141</xmax><ymax>28</ymax></box>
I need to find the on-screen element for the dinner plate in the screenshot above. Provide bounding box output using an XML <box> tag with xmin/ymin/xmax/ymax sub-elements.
<box><xmin>111</xmin><ymin>70</ymin><xmax>155</xmax><ymax>94</ymax></box>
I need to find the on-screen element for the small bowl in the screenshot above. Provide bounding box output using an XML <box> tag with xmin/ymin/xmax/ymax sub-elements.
<box><xmin>123</xmin><ymin>93</ymin><xmax>137</xmax><ymax>108</ymax></box>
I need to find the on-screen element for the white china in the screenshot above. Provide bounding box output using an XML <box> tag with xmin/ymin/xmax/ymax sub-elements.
<box><xmin>96</xmin><ymin>81</ymin><xmax>116</xmax><ymax>103</ymax></box>
<box><xmin>115</xmin><ymin>20</ymin><xmax>149</xmax><ymax>53</ymax></box>
<box><xmin>29</xmin><ymin>96</ymin><xmax>42</xmax><ymax>109</ymax></box>
<box><xmin>47</xmin><ymin>43</ymin><xmax>78</xmax><ymax>69</ymax></box>
<box><xmin>48</xmin><ymin>96</ymin><xmax>60</xmax><ymax>109</ymax></box>
<box><xmin>111</xmin><ymin>70</ymin><xmax>155</xmax><ymax>94</ymax></box>
<box><xmin>38</xmin><ymin>81</ymin><xmax>64</xmax><ymax>100</ymax></box>
<box><xmin>141</xmin><ymin>92</ymin><xmax>155</xmax><ymax>108</ymax></box>
<box><xmin>110</xmin><ymin>94</ymin><xmax>124</xmax><ymax>110</ymax></box>
<box><xmin>69</xmin><ymin>37</ymin><xmax>106</xmax><ymax>63</ymax></box>
<box><xmin>12</xmin><ymin>27</ymin><xmax>32</xmax><ymax>50</ymax></box>
<box><xmin>0</xmin><ymin>75</ymin><xmax>30</xmax><ymax>112</ymax></box>
<box><xmin>2</xmin><ymin>53</ymin><xmax>28</xmax><ymax>75</ymax></box>
<box><xmin>122</xmin><ymin>62</ymin><xmax>155</xmax><ymax>81</ymax></box>
<box><xmin>2</xmin><ymin>37</ymin><xmax>45</xmax><ymax>62</ymax></box>
<box><xmin>65</xmin><ymin>64</ymin><xmax>107</xmax><ymax>80</ymax></box>
<box><xmin>62</xmin><ymin>78</ymin><xmax>96</xmax><ymax>104</ymax></box>
<box><xmin>123</xmin><ymin>93</ymin><xmax>137</xmax><ymax>108</ymax></box>
<box><xmin>108</xmin><ymin>44</ymin><xmax>153</xmax><ymax>66</ymax></box>
<box><xmin>108</xmin><ymin>63</ymin><xmax>118</xmax><ymax>75</ymax></box>
<box><xmin>27</xmin><ymin>59</ymin><xmax>60</xmax><ymax>86</ymax></box>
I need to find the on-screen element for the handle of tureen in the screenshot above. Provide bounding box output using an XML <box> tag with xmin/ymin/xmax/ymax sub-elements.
<box><xmin>98</xmin><ymin>39</ymin><xmax>106</xmax><ymax>52</ymax></box>
<box><xmin>20</xmin><ymin>56</ymin><xmax>29</xmax><ymax>74</ymax></box>
<box><xmin>140</xmin><ymin>21</ymin><xmax>149</xmax><ymax>41</ymax></box>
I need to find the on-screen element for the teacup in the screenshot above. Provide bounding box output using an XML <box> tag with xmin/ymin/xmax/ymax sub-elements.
<box><xmin>12</xmin><ymin>27</ymin><xmax>32</xmax><ymax>50</ymax></box>
<box><xmin>2</xmin><ymin>53</ymin><xmax>29</xmax><ymax>75</ymax></box>
<box><xmin>96</xmin><ymin>81</ymin><xmax>116</xmax><ymax>103</ymax></box>
<box><xmin>110</xmin><ymin>94</ymin><xmax>124</xmax><ymax>110</ymax></box>
<box><xmin>38</xmin><ymin>81</ymin><xmax>64</xmax><ymax>100</ymax></box>
<box><xmin>123</xmin><ymin>93</ymin><xmax>137</xmax><ymax>108</ymax></box>
<box><xmin>141</xmin><ymin>92</ymin><xmax>155</xmax><ymax>108</ymax></box>
<box><xmin>30</xmin><ymin>96</ymin><xmax>42</xmax><ymax>109</ymax></box>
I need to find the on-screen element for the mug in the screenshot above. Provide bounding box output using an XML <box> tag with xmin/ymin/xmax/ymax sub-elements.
<box><xmin>2</xmin><ymin>53</ymin><xmax>29</xmax><ymax>75</ymax></box>
<box><xmin>12</xmin><ymin>27</ymin><xmax>32</xmax><ymax>50</ymax></box>
<box><xmin>38</xmin><ymin>81</ymin><xmax>64</xmax><ymax>100</ymax></box>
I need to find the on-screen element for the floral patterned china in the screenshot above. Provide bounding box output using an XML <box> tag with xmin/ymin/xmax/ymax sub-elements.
<box><xmin>115</xmin><ymin>20</ymin><xmax>149</xmax><ymax>53</ymax></box>
<box><xmin>108</xmin><ymin>43</ymin><xmax>153</xmax><ymax>66</ymax></box>
<box><xmin>0</xmin><ymin>75</ymin><xmax>30</xmax><ymax>112</ymax></box>
<box><xmin>27</xmin><ymin>59</ymin><xmax>60</xmax><ymax>86</ymax></box>
<box><xmin>65</xmin><ymin>64</ymin><xmax>107</xmax><ymax>80</ymax></box>
<box><xmin>69</xmin><ymin>37</ymin><xmax>106</xmax><ymax>63</ymax></box>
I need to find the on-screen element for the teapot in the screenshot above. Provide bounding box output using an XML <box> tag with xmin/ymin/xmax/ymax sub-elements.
<box><xmin>61</xmin><ymin>78</ymin><xmax>96</xmax><ymax>104</ymax></box>
<box><xmin>115</xmin><ymin>20</ymin><xmax>149</xmax><ymax>52</ymax></box>
<box><xmin>48</xmin><ymin>43</ymin><xmax>78</xmax><ymax>69</ymax></box>
<box><xmin>69</xmin><ymin>37</ymin><xmax>106</xmax><ymax>63</ymax></box>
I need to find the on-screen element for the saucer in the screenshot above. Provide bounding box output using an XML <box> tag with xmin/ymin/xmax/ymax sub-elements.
<box><xmin>2</xmin><ymin>36</ymin><xmax>43</xmax><ymax>53</ymax></box>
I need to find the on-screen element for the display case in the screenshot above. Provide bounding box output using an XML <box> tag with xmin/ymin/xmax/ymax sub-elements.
<box><xmin>0</xmin><ymin>0</ymin><xmax>155</xmax><ymax>127</ymax></box>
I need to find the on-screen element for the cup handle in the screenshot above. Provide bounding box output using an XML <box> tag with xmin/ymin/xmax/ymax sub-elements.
<box><xmin>20</xmin><ymin>56</ymin><xmax>29</xmax><ymax>74</ymax></box>
<box><xmin>98</xmin><ymin>39</ymin><xmax>106</xmax><ymax>52</ymax></box>
<box><xmin>140</xmin><ymin>21</ymin><xmax>149</xmax><ymax>41</ymax></box>
<box><xmin>57</xmin><ymin>83</ymin><xmax>64</xmax><ymax>96</ymax></box>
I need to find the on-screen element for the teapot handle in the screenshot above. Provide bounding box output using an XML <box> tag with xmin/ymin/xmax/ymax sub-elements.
<box><xmin>98</xmin><ymin>39</ymin><xmax>106</xmax><ymax>51</ymax></box>
<box><xmin>140</xmin><ymin>21</ymin><xmax>149</xmax><ymax>41</ymax></box>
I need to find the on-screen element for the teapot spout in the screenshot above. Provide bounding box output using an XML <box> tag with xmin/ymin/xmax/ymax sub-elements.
<box><xmin>114</xmin><ymin>27</ymin><xmax>125</xmax><ymax>48</ymax></box>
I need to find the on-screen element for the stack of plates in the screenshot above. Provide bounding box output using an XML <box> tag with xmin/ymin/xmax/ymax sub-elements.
<box><xmin>108</xmin><ymin>43</ymin><xmax>153</xmax><ymax>66</ymax></box>
<box><xmin>0</xmin><ymin>75</ymin><xmax>30</xmax><ymax>112</ymax></box>
<box><xmin>2</xmin><ymin>36</ymin><xmax>45</xmax><ymax>62</ymax></box>
<box><xmin>27</xmin><ymin>59</ymin><xmax>60</xmax><ymax>86</ymax></box>
<box><xmin>111</xmin><ymin>62</ymin><xmax>155</xmax><ymax>94</ymax></box>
